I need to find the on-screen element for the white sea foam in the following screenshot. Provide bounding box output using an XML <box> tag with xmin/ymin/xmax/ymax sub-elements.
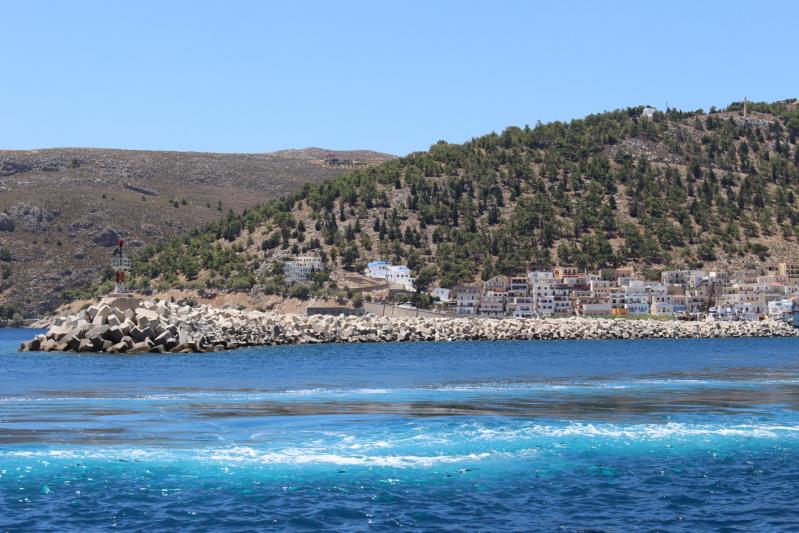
<box><xmin>459</xmin><ymin>422</ymin><xmax>799</xmax><ymax>441</ymax></box>
<box><xmin>3</xmin><ymin>422</ymin><xmax>797</xmax><ymax>468</ymax></box>
<box><xmin>205</xmin><ymin>446</ymin><xmax>494</xmax><ymax>467</ymax></box>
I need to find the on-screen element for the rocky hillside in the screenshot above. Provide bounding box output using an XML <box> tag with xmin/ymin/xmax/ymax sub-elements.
<box><xmin>0</xmin><ymin>147</ymin><xmax>393</xmax><ymax>319</ymax></box>
<box><xmin>29</xmin><ymin>99</ymin><xmax>799</xmax><ymax>315</ymax></box>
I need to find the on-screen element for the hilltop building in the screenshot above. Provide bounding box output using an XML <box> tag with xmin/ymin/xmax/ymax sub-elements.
<box><xmin>283</xmin><ymin>255</ymin><xmax>324</xmax><ymax>283</ymax></box>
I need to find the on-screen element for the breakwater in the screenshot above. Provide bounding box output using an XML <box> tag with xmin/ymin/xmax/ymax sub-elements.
<box><xmin>19</xmin><ymin>299</ymin><xmax>799</xmax><ymax>353</ymax></box>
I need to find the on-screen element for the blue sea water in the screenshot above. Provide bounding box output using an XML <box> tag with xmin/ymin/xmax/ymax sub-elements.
<box><xmin>2</xmin><ymin>329</ymin><xmax>799</xmax><ymax>531</ymax></box>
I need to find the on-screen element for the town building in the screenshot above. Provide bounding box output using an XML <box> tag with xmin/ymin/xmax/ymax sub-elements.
<box><xmin>452</xmin><ymin>284</ymin><xmax>481</xmax><ymax>316</ymax></box>
<box><xmin>431</xmin><ymin>287</ymin><xmax>451</xmax><ymax>303</ymax></box>
<box><xmin>283</xmin><ymin>255</ymin><xmax>324</xmax><ymax>283</ymax></box>
<box><xmin>478</xmin><ymin>291</ymin><xmax>507</xmax><ymax>317</ymax></box>
<box><xmin>430</xmin><ymin>265</ymin><xmax>799</xmax><ymax>323</ymax></box>
<box><xmin>365</xmin><ymin>260</ymin><xmax>415</xmax><ymax>291</ymax></box>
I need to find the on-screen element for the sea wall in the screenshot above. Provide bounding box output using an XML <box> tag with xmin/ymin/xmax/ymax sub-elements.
<box><xmin>19</xmin><ymin>299</ymin><xmax>799</xmax><ymax>353</ymax></box>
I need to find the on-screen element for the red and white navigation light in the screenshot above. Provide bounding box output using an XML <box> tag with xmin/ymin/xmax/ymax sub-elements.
<box><xmin>111</xmin><ymin>239</ymin><xmax>132</xmax><ymax>294</ymax></box>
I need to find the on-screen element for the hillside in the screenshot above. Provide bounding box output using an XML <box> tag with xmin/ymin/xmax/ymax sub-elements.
<box><xmin>25</xmin><ymin>99</ymin><xmax>799</xmax><ymax>316</ymax></box>
<box><xmin>0</xmin><ymin>147</ymin><xmax>393</xmax><ymax>319</ymax></box>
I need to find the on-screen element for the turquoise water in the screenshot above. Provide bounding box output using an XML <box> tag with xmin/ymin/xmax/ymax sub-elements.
<box><xmin>2</xmin><ymin>328</ymin><xmax>799</xmax><ymax>531</ymax></box>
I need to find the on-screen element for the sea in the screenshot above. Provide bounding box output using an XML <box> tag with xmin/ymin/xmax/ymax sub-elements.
<box><xmin>1</xmin><ymin>327</ymin><xmax>799</xmax><ymax>531</ymax></box>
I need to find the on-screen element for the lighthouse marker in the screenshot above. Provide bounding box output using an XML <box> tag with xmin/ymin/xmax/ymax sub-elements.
<box><xmin>111</xmin><ymin>239</ymin><xmax>132</xmax><ymax>294</ymax></box>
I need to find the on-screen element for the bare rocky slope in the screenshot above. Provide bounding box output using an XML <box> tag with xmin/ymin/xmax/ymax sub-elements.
<box><xmin>0</xmin><ymin>147</ymin><xmax>393</xmax><ymax>317</ymax></box>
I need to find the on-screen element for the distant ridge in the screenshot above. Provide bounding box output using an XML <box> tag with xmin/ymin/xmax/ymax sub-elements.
<box><xmin>0</xmin><ymin>146</ymin><xmax>394</xmax><ymax>317</ymax></box>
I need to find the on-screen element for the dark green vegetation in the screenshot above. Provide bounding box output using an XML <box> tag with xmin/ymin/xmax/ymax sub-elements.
<box><xmin>85</xmin><ymin>100</ymin><xmax>799</xmax><ymax>299</ymax></box>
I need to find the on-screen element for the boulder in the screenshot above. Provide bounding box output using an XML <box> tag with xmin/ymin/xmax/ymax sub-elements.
<box><xmin>153</xmin><ymin>330</ymin><xmax>173</xmax><ymax>347</ymax></box>
<box><xmin>41</xmin><ymin>339</ymin><xmax>58</xmax><ymax>352</ymax></box>
<box><xmin>65</xmin><ymin>335</ymin><xmax>82</xmax><ymax>351</ymax></box>
<box><xmin>93</xmin><ymin>228</ymin><xmax>122</xmax><ymax>247</ymax></box>
<box><xmin>135</xmin><ymin>308</ymin><xmax>160</xmax><ymax>328</ymax></box>
<box><xmin>85</xmin><ymin>325</ymin><xmax>110</xmax><ymax>341</ymax></box>
<box><xmin>47</xmin><ymin>325</ymin><xmax>71</xmax><ymax>341</ymax></box>
<box><xmin>92</xmin><ymin>305</ymin><xmax>112</xmax><ymax>325</ymax></box>
<box><xmin>128</xmin><ymin>340</ymin><xmax>153</xmax><ymax>354</ymax></box>
<box><xmin>107</xmin><ymin>326</ymin><xmax>124</xmax><ymax>343</ymax></box>
<box><xmin>78</xmin><ymin>339</ymin><xmax>95</xmax><ymax>352</ymax></box>
<box><xmin>130</xmin><ymin>326</ymin><xmax>148</xmax><ymax>342</ymax></box>
<box><xmin>86</xmin><ymin>305</ymin><xmax>103</xmax><ymax>321</ymax></box>
<box><xmin>107</xmin><ymin>341</ymin><xmax>128</xmax><ymax>353</ymax></box>
<box><xmin>29</xmin><ymin>335</ymin><xmax>45</xmax><ymax>351</ymax></box>
<box><xmin>0</xmin><ymin>213</ymin><xmax>14</xmax><ymax>232</ymax></box>
<box><xmin>8</xmin><ymin>203</ymin><xmax>57</xmax><ymax>232</ymax></box>
<box><xmin>120</xmin><ymin>320</ymin><xmax>134</xmax><ymax>336</ymax></box>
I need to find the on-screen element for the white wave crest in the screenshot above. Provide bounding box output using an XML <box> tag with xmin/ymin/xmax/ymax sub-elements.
<box><xmin>205</xmin><ymin>446</ymin><xmax>494</xmax><ymax>467</ymax></box>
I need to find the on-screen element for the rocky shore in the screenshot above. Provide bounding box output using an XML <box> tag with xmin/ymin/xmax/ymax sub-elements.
<box><xmin>18</xmin><ymin>298</ymin><xmax>799</xmax><ymax>353</ymax></box>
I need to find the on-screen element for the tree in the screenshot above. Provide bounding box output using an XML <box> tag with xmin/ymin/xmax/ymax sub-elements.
<box><xmin>698</xmin><ymin>241</ymin><xmax>716</xmax><ymax>261</ymax></box>
<box><xmin>351</xmin><ymin>291</ymin><xmax>363</xmax><ymax>308</ymax></box>
<box><xmin>414</xmin><ymin>265</ymin><xmax>437</xmax><ymax>292</ymax></box>
<box><xmin>289</xmin><ymin>284</ymin><xmax>310</xmax><ymax>300</ymax></box>
<box><xmin>261</xmin><ymin>232</ymin><xmax>280</xmax><ymax>251</ymax></box>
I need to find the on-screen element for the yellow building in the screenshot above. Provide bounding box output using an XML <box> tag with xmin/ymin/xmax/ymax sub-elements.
<box><xmin>778</xmin><ymin>263</ymin><xmax>799</xmax><ymax>278</ymax></box>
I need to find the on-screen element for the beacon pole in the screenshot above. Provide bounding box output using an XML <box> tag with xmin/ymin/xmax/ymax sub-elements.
<box><xmin>111</xmin><ymin>239</ymin><xmax>132</xmax><ymax>294</ymax></box>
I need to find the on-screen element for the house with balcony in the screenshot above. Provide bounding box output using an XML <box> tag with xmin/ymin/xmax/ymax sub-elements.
<box><xmin>283</xmin><ymin>255</ymin><xmax>324</xmax><ymax>283</ymax></box>
<box><xmin>452</xmin><ymin>284</ymin><xmax>481</xmax><ymax>316</ymax></box>
<box><xmin>478</xmin><ymin>291</ymin><xmax>507</xmax><ymax>317</ymax></box>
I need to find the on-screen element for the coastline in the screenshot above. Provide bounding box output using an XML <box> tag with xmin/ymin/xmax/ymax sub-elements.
<box><xmin>19</xmin><ymin>299</ymin><xmax>799</xmax><ymax>353</ymax></box>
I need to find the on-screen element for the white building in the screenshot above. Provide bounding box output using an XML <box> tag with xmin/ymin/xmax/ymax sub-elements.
<box><xmin>507</xmin><ymin>277</ymin><xmax>529</xmax><ymax>298</ymax></box>
<box><xmin>478</xmin><ymin>291</ymin><xmax>507</xmax><ymax>317</ymax></box>
<box><xmin>651</xmin><ymin>302</ymin><xmax>687</xmax><ymax>317</ymax></box>
<box><xmin>432</xmin><ymin>287</ymin><xmax>451</xmax><ymax>303</ymax></box>
<box><xmin>625</xmin><ymin>302</ymin><xmax>651</xmax><ymax>315</ymax></box>
<box><xmin>768</xmin><ymin>298</ymin><xmax>794</xmax><ymax>320</ymax></box>
<box><xmin>283</xmin><ymin>255</ymin><xmax>324</xmax><ymax>283</ymax></box>
<box><xmin>552</xmin><ymin>286</ymin><xmax>573</xmax><ymax>315</ymax></box>
<box><xmin>528</xmin><ymin>270</ymin><xmax>555</xmax><ymax>283</ymax></box>
<box><xmin>509</xmin><ymin>297</ymin><xmax>535</xmax><ymax>318</ymax></box>
<box><xmin>365</xmin><ymin>260</ymin><xmax>415</xmax><ymax>291</ymax></box>
<box><xmin>453</xmin><ymin>284</ymin><xmax>481</xmax><ymax>316</ymax></box>
<box><xmin>529</xmin><ymin>273</ymin><xmax>557</xmax><ymax>316</ymax></box>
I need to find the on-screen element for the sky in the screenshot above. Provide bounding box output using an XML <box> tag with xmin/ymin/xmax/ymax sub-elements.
<box><xmin>2</xmin><ymin>0</ymin><xmax>798</xmax><ymax>156</ymax></box>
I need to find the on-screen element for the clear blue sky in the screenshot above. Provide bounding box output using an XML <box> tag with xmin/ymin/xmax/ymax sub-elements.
<box><xmin>2</xmin><ymin>1</ymin><xmax>797</xmax><ymax>155</ymax></box>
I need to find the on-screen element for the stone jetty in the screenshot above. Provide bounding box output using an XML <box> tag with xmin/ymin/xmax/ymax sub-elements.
<box><xmin>19</xmin><ymin>298</ymin><xmax>799</xmax><ymax>353</ymax></box>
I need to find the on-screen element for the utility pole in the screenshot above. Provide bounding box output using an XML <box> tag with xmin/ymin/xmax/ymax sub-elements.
<box><xmin>743</xmin><ymin>97</ymin><xmax>747</xmax><ymax>118</ymax></box>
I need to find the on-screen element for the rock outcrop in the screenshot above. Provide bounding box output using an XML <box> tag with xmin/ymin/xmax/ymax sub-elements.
<box><xmin>7</xmin><ymin>203</ymin><xmax>58</xmax><ymax>232</ymax></box>
<box><xmin>20</xmin><ymin>299</ymin><xmax>799</xmax><ymax>353</ymax></box>
<box><xmin>0</xmin><ymin>213</ymin><xmax>14</xmax><ymax>232</ymax></box>
<box><xmin>93</xmin><ymin>228</ymin><xmax>123</xmax><ymax>247</ymax></box>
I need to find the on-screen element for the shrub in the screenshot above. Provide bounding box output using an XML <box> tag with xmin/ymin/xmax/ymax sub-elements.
<box><xmin>289</xmin><ymin>284</ymin><xmax>310</xmax><ymax>300</ymax></box>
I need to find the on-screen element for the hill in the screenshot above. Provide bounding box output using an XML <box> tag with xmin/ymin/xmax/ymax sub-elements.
<box><xmin>0</xmin><ymin>147</ymin><xmax>393</xmax><ymax>319</ymax></box>
<box><xmin>19</xmin><ymin>99</ymin><xmax>799</xmax><ymax>317</ymax></box>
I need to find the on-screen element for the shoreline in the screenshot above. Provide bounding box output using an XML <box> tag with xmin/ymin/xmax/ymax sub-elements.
<box><xmin>18</xmin><ymin>299</ymin><xmax>799</xmax><ymax>353</ymax></box>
